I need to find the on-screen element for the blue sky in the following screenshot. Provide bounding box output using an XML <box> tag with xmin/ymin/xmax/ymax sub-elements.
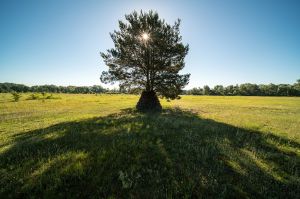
<box><xmin>0</xmin><ymin>0</ymin><xmax>299</xmax><ymax>89</ymax></box>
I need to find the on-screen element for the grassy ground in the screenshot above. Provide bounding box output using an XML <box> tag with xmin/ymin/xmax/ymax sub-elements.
<box><xmin>0</xmin><ymin>93</ymin><xmax>299</xmax><ymax>198</ymax></box>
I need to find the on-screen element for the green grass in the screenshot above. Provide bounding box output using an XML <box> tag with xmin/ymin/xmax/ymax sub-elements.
<box><xmin>0</xmin><ymin>93</ymin><xmax>299</xmax><ymax>198</ymax></box>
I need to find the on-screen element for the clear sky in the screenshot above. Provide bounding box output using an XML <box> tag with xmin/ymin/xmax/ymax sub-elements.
<box><xmin>0</xmin><ymin>0</ymin><xmax>299</xmax><ymax>89</ymax></box>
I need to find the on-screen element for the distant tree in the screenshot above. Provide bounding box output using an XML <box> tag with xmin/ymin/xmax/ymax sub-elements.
<box><xmin>213</xmin><ymin>85</ymin><xmax>225</xmax><ymax>95</ymax></box>
<box><xmin>74</xmin><ymin>86</ymin><xmax>90</xmax><ymax>94</ymax></box>
<box><xmin>224</xmin><ymin>85</ymin><xmax>235</xmax><ymax>96</ymax></box>
<box><xmin>292</xmin><ymin>79</ymin><xmax>300</xmax><ymax>96</ymax></box>
<box><xmin>128</xmin><ymin>87</ymin><xmax>143</xmax><ymax>94</ymax></box>
<box><xmin>232</xmin><ymin>85</ymin><xmax>240</xmax><ymax>95</ymax></box>
<box><xmin>100</xmin><ymin>10</ymin><xmax>190</xmax><ymax>111</ymax></box>
<box><xmin>91</xmin><ymin>85</ymin><xmax>106</xmax><ymax>93</ymax></box>
<box><xmin>203</xmin><ymin>85</ymin><xmax>211</xmax><ymax>95</ymax></box>
<box><xmin>190</xmin><ymin>87</ymin><xmax>203</xmax><ymax>95</ymax></box>
<box><xmin>239</xmin><ymin>83</ymin><xmax>260</xmax><ymax>96</ymax></box>
<box><xmin>277</xmin><ymin>84</ymin><xmax>292</xmax><ymax>96</ymax></box>
<box><xmin>266</xmin><ymin>84</ymin><xmax>278</xmax><ymax>96</ymax></box>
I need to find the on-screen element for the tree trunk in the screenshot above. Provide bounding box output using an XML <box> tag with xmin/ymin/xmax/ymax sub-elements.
<box><xmin>136</xmin><ymin>90</ymin><xmax>162</xmax><ymax>112</ymax></box>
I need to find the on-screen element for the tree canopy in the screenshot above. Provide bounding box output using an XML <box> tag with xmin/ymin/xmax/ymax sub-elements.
<box><xmin>100</xmin><ymin>10</ymin><xmax>190</xmax><ymax>100</ymax></box>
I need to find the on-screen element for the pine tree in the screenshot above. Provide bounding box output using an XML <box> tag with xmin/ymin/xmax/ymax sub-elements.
<box><xmin>101</xmin><ymin>10</ymin><xmax>190</xmax><ymax>111</ymax></box>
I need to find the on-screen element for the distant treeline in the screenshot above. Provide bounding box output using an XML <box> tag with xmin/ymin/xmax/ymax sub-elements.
<box><xmin>183</xmin><ymin>80</ymin><xmax>300</xmax><ymax>96</ymax></box>
<box><xmin>1</xmin><ymin>80</ymin><xmax>300</xmax><ymax>96</ymax></box>
<box><xmin>0</xmin><ymin>83</ymin><xmax>107</xmax><ymax>94</ymax></box>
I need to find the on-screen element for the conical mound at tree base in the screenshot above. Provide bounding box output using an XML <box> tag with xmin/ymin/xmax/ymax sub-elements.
<box><xmin>136</xmin><ymin>91</ymin><xmax>162</xmax><ymax>112</ymax></box>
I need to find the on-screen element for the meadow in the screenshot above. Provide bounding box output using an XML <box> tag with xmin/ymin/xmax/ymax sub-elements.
<box><xmin>0</xmin><ymin>93</ymin><xmax>299</xmax><ymax>198</ymax></box>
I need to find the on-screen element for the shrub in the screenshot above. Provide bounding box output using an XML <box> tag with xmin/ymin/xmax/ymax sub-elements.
<box><xmin>45</xmin><ymin>94</ymin><xmax>61</xmax><ymax>100</ymax></box>
<box><xmin>27</xmin><ymin>93</ymin><xmax>40</xmax><ymax>100</ymax></box>
<box><xmin>11</xmin><ymin>92</ymin><xmax>21</xmax><ymax>102</ymax></box>
<box><xmin>46</xmin><ymin>94</ymin><xmax>53</xmax><ymax>99</ymax></box>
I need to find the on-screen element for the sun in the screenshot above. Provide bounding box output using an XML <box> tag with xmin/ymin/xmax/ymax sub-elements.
<box><xmin>141</xmin><ymin>32</ymin><xmax>150</xmax><ymax>41</ymax></box>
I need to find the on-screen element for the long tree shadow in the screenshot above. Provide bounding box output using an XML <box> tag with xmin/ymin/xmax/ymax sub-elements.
<box><xmin>0</xmin><ymin>108</ymin><xmax>299</xmax><ymax>198</ymax></box>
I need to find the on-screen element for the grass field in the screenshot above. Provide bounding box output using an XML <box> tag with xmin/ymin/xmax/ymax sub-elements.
<box><xmin>0</xmin><ymin>93</ymin><xmax>299</xmax><ymax>198</ymax></box>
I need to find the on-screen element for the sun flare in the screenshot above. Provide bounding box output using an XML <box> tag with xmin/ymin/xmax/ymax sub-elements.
<box><xmin>141</xmin><ymin>32</ymin><xmax>150</xmax><ymax>41</ymax></box>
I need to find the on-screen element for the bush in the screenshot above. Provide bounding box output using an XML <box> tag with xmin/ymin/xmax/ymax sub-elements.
<box><xmin>45</xmin><ymin>94</ymin><xmax>61</xmax><ymax>100</ymax></box>
<box><xmin>11</xmin><ymin>92</ymin><xmax>21</xmax><ymax>102</ymax></box>
<box><xmin>27</xmin><ymin>93</ymin><xmax>40</xmax><ymax>100</ymax></box>
<box><xmin>46</xmin><ymin>94</ymin><xmax>57</xmax><ymax>99</ymax></box>
<box><xmin>46</xmin><ymin>94</ymin><xmax>53</xmax><ymax>99</ymax></box>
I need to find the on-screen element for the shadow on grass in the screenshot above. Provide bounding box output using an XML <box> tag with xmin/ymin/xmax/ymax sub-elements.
<box><xmin>0</xmin><ymin>108</ymin><xmax>299</xmax><ymax>198</ymax></box>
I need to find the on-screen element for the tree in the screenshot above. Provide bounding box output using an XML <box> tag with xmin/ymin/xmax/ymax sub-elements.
<box><xmin>203</xmin><ymin>85</ymin><xmax>211</xmax><ymax>95</ymax></box>
<box><xmin>224</xmin><ymin>85</ymin><xmax>235</xmax><ymax>96</ymax></box>
<box><xmin>292</xmin><ymin>79</ymin><xmax>300</xmax><ymax>96</ymax></box>
<box><xmin>239</xmin><ymin>83</ymin><xmax>260</xmax><ymax>96</ymax></box>
<box><xmin>264</xmin><ymin>84</ymin><xmax>278</xmax><ymax>96</ymax></box>
<box><xmin>100</xmin><ymin>10</ymin><xmax>190</xmax><ymax>111</ymax></box>
<box><xmin>190</xmin><ymin>87</ymin><xmax>203</xmax><ymax>95</ymax></box>
<box><xmin>213</xmin><ymin>85</ymin><xmax>224</xmax><ymax>95</ymax></box>
<box><xmin>277</xmin><ymin>84</ymin><xmax>292</xmax><ymax>96</ymax></box>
